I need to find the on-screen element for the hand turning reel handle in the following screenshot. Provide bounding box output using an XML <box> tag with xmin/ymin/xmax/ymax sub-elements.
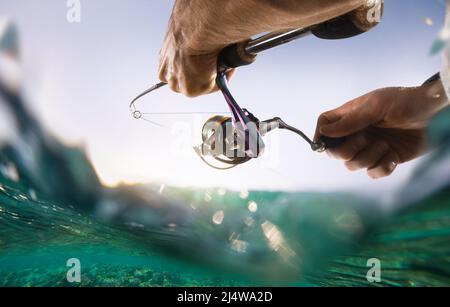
<box><xmin>131</xmin><ymin>1</ymin><xmax>384</xmax><ymax>170</ymax></box>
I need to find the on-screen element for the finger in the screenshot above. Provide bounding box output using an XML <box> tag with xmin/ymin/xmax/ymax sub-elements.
<box><xmin>316</xmin><ymin>93</ymin><xmax>384</xmax><ymax>138</ymax></box>
<box><xmin>179</xmin><ymin>54</ymin><xmax>217</xmax><ymax>97</ymax></box>
<box><xmin>320</xmin><ymin>106</ymin><xmax>379</xmax><ymax>138</ymax></box>
<box><xmin>344</xmin><ymin>140</ymin><xmax>390</xmax><ymax>171</ymax></box>
<box><xmin>181</xmin><ymin>75</ymin><xmax>216</xmax><ymax>98</ymax></box>
<box><xmin>168</xmin><ymin>76</ymin><xmax>180</xmax><ymax>93</ymax></box>
<box><xmin>314</xmin><ymin>110</ymin><xmax>342</xmax><ymax>141</ymax></box>
<box><xmin>327</xmin><ymin>132</ymin><xmax>369</xmax><ymax>161</ymax></box>
<box><xmin>158</xmin><ymin>60</ymin><xmax>168</xmax><ymax>83</ymax></box>
<box><xmin>367</xmin><ymin>151</ymin><xmax>400</xmax><ymax>179</ymax></box>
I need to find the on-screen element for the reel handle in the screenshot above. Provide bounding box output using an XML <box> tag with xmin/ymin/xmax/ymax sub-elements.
<box><xmin>316</xmin><ymin>136</ymin><xmax>347</xmax><ymax>152</ymax></box>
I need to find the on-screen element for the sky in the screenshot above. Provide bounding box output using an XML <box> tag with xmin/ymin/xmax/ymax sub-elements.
<box><xmin>0</xmin><ymin>0</ymin><xmax>446</xmax><ymax>194</ymax></box>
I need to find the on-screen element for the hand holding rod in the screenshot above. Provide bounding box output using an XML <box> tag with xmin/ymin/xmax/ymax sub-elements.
<box><xmin>132</xmin><ymin>2</ymin><xmax>383</xmax><ymax>103</ymax></box>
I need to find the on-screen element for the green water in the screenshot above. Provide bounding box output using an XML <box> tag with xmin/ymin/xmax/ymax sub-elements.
<box><xmin>1</xmin><ymin>87</ymin><xmax>450</xmax><ymax>286</ymax></box>
<box><xmin>1</xmin><ymin>173</ymin><xmax>449</xmax><ymax>286</ymax></box>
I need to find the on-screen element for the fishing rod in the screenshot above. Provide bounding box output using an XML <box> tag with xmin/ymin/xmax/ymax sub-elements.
<box><xmin>130</xmin><ymin>1</ymin><xmax>384</xmax><ymax>170</ymax></box>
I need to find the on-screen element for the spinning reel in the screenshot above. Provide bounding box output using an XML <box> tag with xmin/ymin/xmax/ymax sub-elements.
<box><xmin>130</xmin><ymin>1</ymin><xmax>384</xmax><ymax>170</ymax></box>
<box><xmin>193</xmin><ymin>71</ymin><xmax>346</xmax><ymax>170</ymax></box>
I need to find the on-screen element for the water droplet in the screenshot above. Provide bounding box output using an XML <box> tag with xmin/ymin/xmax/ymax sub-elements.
<box><xmin>261</xmin><ymin>221</ymin><xmax>284</xmax><ymax>251</ymax></box>
<box><xmin>424</xmin><ymin>17</ymin><xmax>434</xmax><ymax>26</ymax></box>
<box><xmin>239</xmin><ymin>189</ymin><xmax>249</xmax><ymax>199</ymax></box>
<box><xmin>212</xmin><ymin>210</ymin><xmax>224</xmax><ymax>225</ymax></box>
<box><xmin>28</xmin><ymin>188</ymin><xmax>37</xmax><ymax>201</ymax></box>
<box><xmin>17</xmin><ymin>194</ymin><xmax>28</xmax><ymax>201</ymax></box>
<box><xmin>159</xmin><ymin>184</ymin><xmax>165</xmax><ymax>194</ymax></box>
<box><xmin>261</xmin><ymin>221</ymin><xmax>296</xmax><ymax>261</ymax></box>
<box><xmin>0</xmin><ymin>162</ymin><xmax>19</xmax><ymax>182</ymax></box>
<box><xmin>334</xmin><ymin>210</ymin><xmax>363</xmax><ymax>236</ymax></box>
<box><xmin>126</xmin><ymin>221</ymin><xmax>145</xmax><ymax>228</ymax></box>
<box><xmin>248</xmin><ymin>201</ymin><xmax>258</xmax><ymax>213</ymax></box>
<box><xmin>230</xmin><ymin>238</ymin><xmax>249</xmax><ymax>253</ymax></box>
<box><xmin>244</xmin><ymin>216</ymin><xmax>254</xmax><ymax>227</ymax></box>
<box><xmin>204</xmin><ymin>192</ymin><xmax>212</xmax><ymax>202</ymax></box>
<box><xmin>217</xmin><ymin>188</ymin><xmax>227</xmax><ymax>196</ymax></box>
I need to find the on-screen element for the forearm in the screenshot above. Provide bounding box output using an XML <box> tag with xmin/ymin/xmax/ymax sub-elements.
<box><xmin>172</xmin><ymin>0</ymin><xmax>366</xmax><ymax>53</ymax></box>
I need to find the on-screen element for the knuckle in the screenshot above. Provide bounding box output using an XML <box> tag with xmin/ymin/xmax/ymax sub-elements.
<box><xmin>337</xmin><ymin>149</ymin><xmax>356</xmax><ymax>162</ymax></box>
<box><xmin>183</xmin><ymin>84</ymin><xmax>202</xmax><ymax>97</ymax></box>
<box><xmin>184</xmin><ymin>90</ymin><xmax>201</xmax><ymax>98</ymax></box>
<box><xmin>344</xmin><ymin>161</ymin><xmax>360</xmax><ymax>171</ymax></box>
<box><xmin>318</xmin><ymin>112</ymin><xmax>333</xmax><ymax>125</ymax></box>
<box><xmin>168</xmin><ymin>78</ymin><xmax>180</xmax><ymax>93</ymax></box>
<box><xmin>368</xmin><ymin>169</ymin><xmax>386</xmax><ymax>179</ymax></box>
<box><xmin>158</xmin><ymin>60</ymin><xmax>168</xmax><ymax>83</ymax></box>
<box><xmin>327</xmin><ymin>149</ymin><xmax>345</xmax><ymax>161</ymax></box>
<box><xmin>183</xmin><ymin>81</ymin><xmax>215</xmax><ymax>98</ymax></box>
<box><xmin>368</xmin><ymin>163</ymin><xmax>395</xmax><ymax>179</ymax></box>
<box><xmin>317</xmin><ymin>113</ymin><xmax>327</xmax><ymax>122</ymax></box>
<box><xmin>198</xmin><ymin>80</ymin><xmax>215</xmax><ymax>93</ymax></box>
<box><xmin>381</xmin><ymin>162</ymin><xmax>395</xmax><ymax>175</ymax></box>
<box><xmin>342</xmin><ymin>153</ymin><xmax>356</xmax><ymax>162</ymax></box>
<box><xmin>158</xmin><ymin>70</ymin><xmax>167</xmax><ymax>83</ymax></box>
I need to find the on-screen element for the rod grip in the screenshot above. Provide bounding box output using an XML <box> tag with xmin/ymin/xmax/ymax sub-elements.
<box><xmin>217</xmin><ymin>41</ymin><xmax>256</xmax><ymax>70</ymax></box>
<box><xmin>311</xmin><ymin>1</ymin><xmax>384</xmax><ymax>40</ymax></box>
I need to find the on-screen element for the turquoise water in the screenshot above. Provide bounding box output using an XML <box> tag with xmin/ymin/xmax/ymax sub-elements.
<box><xmin>1</xmin><ymin>87</ymin><xmax>450</xmax><ymax>286</ymax></box>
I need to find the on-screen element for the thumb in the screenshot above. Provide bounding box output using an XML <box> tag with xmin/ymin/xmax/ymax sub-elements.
<box><xmin>318</xmin><ymin>102</ymin><xmax>379</xmax><ymax>138</ymax></box>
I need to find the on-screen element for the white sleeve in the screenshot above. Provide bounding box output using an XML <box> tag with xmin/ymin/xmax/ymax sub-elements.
<box><xmin>440</xmin><ymin>0</ymin><xmax>450</xmax><ymax>100</ymax></box>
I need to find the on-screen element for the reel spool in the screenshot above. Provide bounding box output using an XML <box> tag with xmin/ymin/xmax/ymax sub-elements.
<box><xmin>194</xmin><ymin>114</ymin><xmax>261</xmax><ymax>170</ymax></box>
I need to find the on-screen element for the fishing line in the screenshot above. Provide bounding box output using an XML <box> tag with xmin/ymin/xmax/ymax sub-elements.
<box><xmin>129</xmin><ymin>83</ymin><xmax>231</xmax><ymax>129</ymax></box>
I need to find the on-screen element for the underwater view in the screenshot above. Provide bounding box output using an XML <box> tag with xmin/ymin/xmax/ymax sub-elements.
<box><xmin>1</xmin><ymin>0</ymin><xmax>450</xmax><ymax>288</ymax></box>
<box><xmin>1</xmin><ymin>80</ymin><xmax>450</xmax><ymax>286</ymax></box>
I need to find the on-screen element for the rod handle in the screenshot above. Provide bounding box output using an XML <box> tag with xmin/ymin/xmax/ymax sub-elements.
<box><xmin>311</xmin><ymin>1</ymin><xmax>383</xmax><ymax>40</ymax></box>
<box><xmin>217</xmin><ymin>41</ymin><xmax>257</xmax><ymax>71</ymax></box>
<box><xmin>217</xmin><ymin>2</ymin><xmax>383</xmax><ymax>70</ymax></box>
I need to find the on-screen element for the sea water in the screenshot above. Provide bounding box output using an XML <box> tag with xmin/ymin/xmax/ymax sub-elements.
<box><xmin>0</xmin><ymin>87</ymin><xmax>450</xmax><ymax>287</ymax></box>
